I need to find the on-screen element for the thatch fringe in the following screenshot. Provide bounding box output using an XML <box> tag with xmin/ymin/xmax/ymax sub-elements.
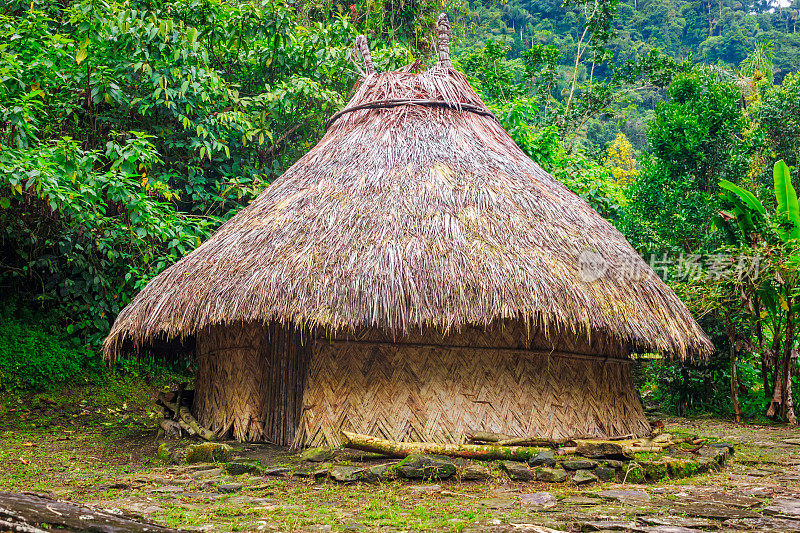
<box><xmin>103</xmin><ymin>18</ymin><xmax>712</xmax><ymax>361</ymax></box>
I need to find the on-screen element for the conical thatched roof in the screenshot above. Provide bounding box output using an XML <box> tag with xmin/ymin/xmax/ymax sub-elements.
<box><xmin>104</xmin><ymin>16</ymin><xmax>712</xmax><ymax>360</ymax></box>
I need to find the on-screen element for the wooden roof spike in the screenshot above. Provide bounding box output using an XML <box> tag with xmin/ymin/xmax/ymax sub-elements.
<box><xmin>355</xmin><ymin>35</ymin><xmax>375</xmax><ymax>76</ymax></box>
<box><xmin>437</xmin><ymin>13</ymin><xmax>452</xmax><ymax>68</ymax></box>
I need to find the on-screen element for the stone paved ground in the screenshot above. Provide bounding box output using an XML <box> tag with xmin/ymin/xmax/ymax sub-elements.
<box><xmin>3</xmin><ymin>385</ymin><xmax>800</xmax><ymax>532</ymax></box>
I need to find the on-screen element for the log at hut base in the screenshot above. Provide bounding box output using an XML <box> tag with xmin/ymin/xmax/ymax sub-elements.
<box><xmin>466</xmin><ymin>431</ymin><xmax>514</xmax><ymax>443</ymax></box>
<box><xmin>341</xmin><ymin>431</ymin><xmax>546</xmax><ymax>461</ymax></box>
<box><xmin>341</xmin><ymin>431</ymin><xmax>699</xmax><ymax>461</ymax></box>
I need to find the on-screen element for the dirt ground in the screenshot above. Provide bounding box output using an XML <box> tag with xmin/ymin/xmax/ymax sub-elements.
<box><xmin>2</xmin><ymin>377</ymin><xmax>800</xmax><ymax>532</ymax></box>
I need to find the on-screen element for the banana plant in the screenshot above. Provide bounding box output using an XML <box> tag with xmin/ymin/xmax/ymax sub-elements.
<box><xmin>717</xmin><ymin>160</ymin><xmax>800</xmax><ymax>247</ymax></box>
<box><xmin>774</xmin><ymin>160</ymin><xmax>800</xmax><ymax>243</ymax></box>
<box><xmin>715</xmin><ymin>160</ymin><xmax>800</xmax><ymax>422</ymax></box>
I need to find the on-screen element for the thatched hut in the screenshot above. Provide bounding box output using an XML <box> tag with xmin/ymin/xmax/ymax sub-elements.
<box><xmin>104</xmin><ymin>16</ymin><xmax>712</xmax><ymax>447</ymax></box>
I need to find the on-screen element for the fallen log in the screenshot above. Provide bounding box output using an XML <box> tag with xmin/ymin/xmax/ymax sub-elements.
<box><xmin>341</xmin><ymin>431</ymin><xmax>544</xmax><ymax>461</ymax></box>
<box><xmin>625</xmin><ymin>446</ymin><xmax>665</xmax><ymax>453</ymax></box>
<box><xmin>157</xmin><ymin>392</ymin><xmax>216</xmax><ymax>441</ymax></box>
<box><xmin>466</xmin><ymin>431</ymin><xmax>514</xmax><ymax>443</ymax></box>
<box><xmin>0</xmin><ymin>491</ymin><xmax>184</xmax><ymax>532</ymax></box>
<box><xmin>495</xmin><ymin>437</ymin><xmax>576</xmax><ymax>448</ymax></box>
<box><xmin>575</xmin><ymin>440</ymin><xmax>631</xmax><ymax>460</ymax></box>
<box><xmin>158</xmin><ymin>418</ymin><xmax>182</xmax><ymax>438</ymax></box>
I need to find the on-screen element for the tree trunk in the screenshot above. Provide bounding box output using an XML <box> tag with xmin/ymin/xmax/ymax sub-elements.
<box><xmin>781</xmin><ymin>296</ymin><xmax>795</xmax><ymax>423</ymax></box>
<box><xmin>755</xmin><ymin>299</ymin><xmax>771</xmax><ymax>399</ymax></box>
<box><xmin>726</xmin><ymin>319</ymin><xmax>741</xmax><ymax>423</ymax></box>
<box><xmin>786</xmin><ymin>348</ymin><xmax>798</xmax><ymax>424</ymax></box>
<box><xmin>767</xmin><ymin>359</ymin><xmax>783</xmax><ymax>418</ymax></box>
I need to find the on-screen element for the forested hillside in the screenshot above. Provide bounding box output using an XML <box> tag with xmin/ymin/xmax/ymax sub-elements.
<box><xmin>457</xmin><ymin>0</ymin><xmax>800</xmax><ymax>152</ymax></box>
<box><xmin>464</xmin><ymin>0</ymin><xmax>800</xmax><ymax>71</ymax></box>
<box><xmin>3</xmin><ymin>0</ymin><xmax>800</xmax><ymax>422</ymax></box>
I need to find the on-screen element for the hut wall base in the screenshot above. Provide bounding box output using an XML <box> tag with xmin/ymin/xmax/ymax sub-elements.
<box><xmin>295</xmin><ymin>339</ymin><xmax>650</xmax><ymax>448</ymax></box>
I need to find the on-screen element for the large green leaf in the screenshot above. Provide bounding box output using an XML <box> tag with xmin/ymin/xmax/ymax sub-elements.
<box><xmin>718</xmin><ymin>180</ymin><xmax>766</xmax><ymax>241</ymax></box>
<box><xmin>774</xmin><ymin>160</ymin><xmax>800</xmax><ymax>242</ymax></box>
<box><xmin>720</xmin><ymin>179</ymin><xmax>767</xmax><ymax>215</ymax></box>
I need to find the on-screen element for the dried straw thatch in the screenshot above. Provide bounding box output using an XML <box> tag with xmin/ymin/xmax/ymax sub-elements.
<box><xmin>104</xmin><ymin>15</ymin><xmax>711</xmax><ymax>361</ymax></box>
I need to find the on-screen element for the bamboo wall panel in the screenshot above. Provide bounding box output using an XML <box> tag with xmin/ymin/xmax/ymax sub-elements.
<box><xmin>295</xmin><ymin>336</ymin><xmax>649</xmax><ymax>448</ymax></box>
<box><xmin>193</xmin><ymin>323</ymin><xmax>310</xmax><ymax>444</ymax></box>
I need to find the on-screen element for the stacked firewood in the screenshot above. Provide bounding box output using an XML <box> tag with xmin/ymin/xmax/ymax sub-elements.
<box><xmin>156</xmin><ymin>387</ymin><xmax>216</xmax><ymax>441</ymax></box>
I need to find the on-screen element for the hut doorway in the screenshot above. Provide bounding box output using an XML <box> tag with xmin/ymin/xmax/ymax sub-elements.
<box><xmin>193</xmin><ymin>323</ymin><xmax>311</xmax><ymax>444</ymax></box>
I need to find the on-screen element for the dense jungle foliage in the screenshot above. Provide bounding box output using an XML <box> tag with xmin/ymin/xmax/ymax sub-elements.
<box><xmin>2</xmin><ymin>0</ymin><xmax>800</xmax><ymax>423</ymax></box>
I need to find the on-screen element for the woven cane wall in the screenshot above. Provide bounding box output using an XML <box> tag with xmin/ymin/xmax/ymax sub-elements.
<box><xmin>294</xmin><ymin>324</ymin><xmax>649</xmax><ymax>447</ymax></box>
<box><xmin>194</xmin><ymin>323</ymin><xmax>310</xmax><ymax>444</ymax></box>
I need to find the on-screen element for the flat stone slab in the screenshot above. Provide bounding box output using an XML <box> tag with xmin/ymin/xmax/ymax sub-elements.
<box><xmin>149</xmin><ymin>485</ymin><xmax>185</xmax><ymax>493</ymax></box>
<box><xmin>534</xmin><ymin>467</ymin><xmax>567</xmax><ymax>483</ymax></box>
<box><xmin>407</xmin><ymin>484</ymin><xmax>441</xmax><ymax>494</ymax></box>
<box><xmin>594</xmin><ymin>489</ymin><xmax>650</xmax><ymax>502</ymax></box>
<box><xmin>217</xmin><ymin>483</ymin><xmax>242</xmax><ymax>493</ymax></box>
<box><xmin>329</xmin><ymin>465</ymin><xmax>363</xmax><ymax>482</ymax></box>
<box><xmin>671</xmin><ymin>503</ymin><xmax>759</xmax><ymax>519</ymax></box>
<box><xmin>783</xmin><ymin>438</ymin><xmax>800</xmax><ymax>445</ymax></box>
<box><xmin>460</xmin><ymin>462</ymin><xmax>492</xmax><ymax>481</ymax></box>
<box><xmin>466</xmin><ymin>524</ymin><xmax>566</xmax><ymax>533</ymax></box>
<box><xmin>190</xmin><ymin>468</ymin><xmax>223</xmax><ymax>479</ymax></box>
<box><xmin>572</xmin><ymin>469</ymin><xmax>599</xmax><ymax>485</ymax></box>
<box><xmin>703</xmin><ymin>492</ymin><xmax>763</xmax><ymax>508</ymax></box>
<box><xmin>263</xmin><ymin>466</ymin><xmax>290</xmax><ymax>476</ymax></box>
<box><xmin>725</xmin><ymin>516</ymin><xmax>800</xmax><ymax>531</ymax></box>
<box><xmin>528</xmin><ymin>450</ymin><xmax>557</xmax><ymax>467</ymax></box>
<box><xmin>519</xmin><ymin>492</ymin><xmax>557</xmax><ymax>508</ymax></box>
<box><xmin>636</xmin><ymin>527</ymin><xmax>703</xmax><ymax>533</ymax></box>
<box><xmin>563</xmin><ymin>459</ymin><xmax>598</xmax><ymax>471</ymax></box>
<box><xmin>639</xmin><ymin>516</ymin><xmax>719</xmax><ymax>529</ymax></box>
<box><xmin>580</xmin><ymin>520</ymin><xmax>637</xmax><ymax>531</ymax></box>
<box><xmin>501</xmin><ymin>461</ymin><xmax>533</xmax><ymax>481</ymax></box>
<box><xmin>479</xmin><ymin>497</ymin><xmax>517</xmax><ymax>509</ymax></box>
<box><xmin>564</xmin><ymin>496</ymin><xmax>603</xmax><ymax>506</ymax></box>
<box><xmin>764</xmin><ymin>497</ymin><xmax>800</xmax><ymax>518</ymax></box>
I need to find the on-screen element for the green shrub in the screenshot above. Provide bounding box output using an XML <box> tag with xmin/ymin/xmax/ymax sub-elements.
<box><xmin>0</xmin><ymin>306</ymin><xmax>94</xmax><ymax>391</ymax></box>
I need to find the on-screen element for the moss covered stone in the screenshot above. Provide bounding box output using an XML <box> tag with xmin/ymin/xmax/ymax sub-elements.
<box><xmin>623</xmin><ymin>462</ymin><xmax>645</xmax><ymax>483</ymax></box>
<box><xmin>534</xmin><ymin>466</ymin><xmax>567</xmax><ymax>483</ymax></box>
<box><xmin>595</xmin><ymin>466</ymin><xmax>617</xmax><ymax>482</ymax></box>
<box><xmin>184</xmin><ymin>443</ymin><xmax>233</xmax><ymax>464</ymax></box>
<box><xmin>224</xmin><ymin>460</ymin><xmax>263</xmax><ymax>475</ymax></box>
<box><xmin>500</xmin><ymin>461</ymin><xmax>533</xmax><ymax>481</ymax></box>
<box><xmin>398</xmin><ymin>455</ymin><xmax>455</xmax><ymax>480</ymax></box>
<box><xmin>299</xmin><ymin>446</ymin><xmax>336</xmax><ymax>463</ymax></box>
<box><xmin>459</xmin><ymin>462</ymin><xmax>492</xmax><ymax>481</ymax></box>
<box><xmin>665</xmin><ymin>458</ymin><xmax>698</xmax><ymax>479</ymax></box>
<box><xmin>357</xmin><ymin>463</ymin><xmax>399</xmax><ymax>482</ymax></box>
<box><xmin>641</xmin><ymin>460</ymin><xmax>668</xmax><ymax>481</ymax></box>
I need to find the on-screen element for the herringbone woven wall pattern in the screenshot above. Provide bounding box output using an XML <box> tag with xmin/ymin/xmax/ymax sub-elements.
<box><xmin>295</xmin><ymin>339</ymin><xmax>649</xmax><ymax>447</ymax></box>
